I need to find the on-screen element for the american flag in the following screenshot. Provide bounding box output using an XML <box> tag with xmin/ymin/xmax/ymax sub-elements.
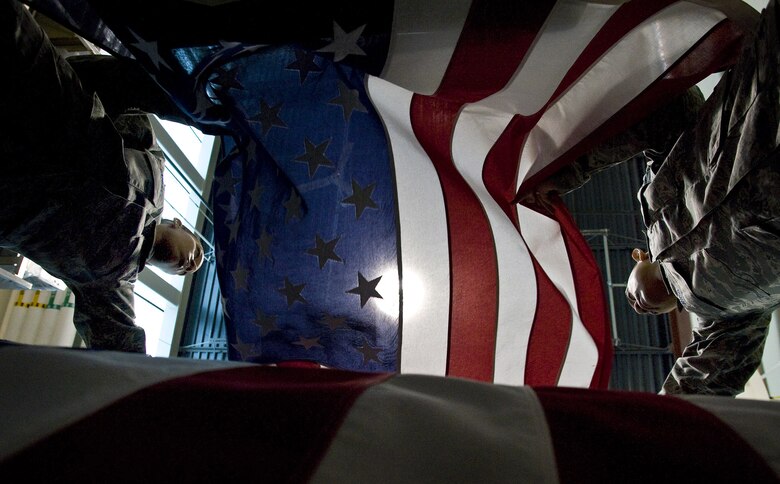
<box><xmin>25</xmin><ymin>0</ymin><xmax>754</xmax><ymax>387</ymax></box>
<box><xmin>2</xmin><ymin>344</ymin><xmax>778</xmax><ymax>483</ymax></box>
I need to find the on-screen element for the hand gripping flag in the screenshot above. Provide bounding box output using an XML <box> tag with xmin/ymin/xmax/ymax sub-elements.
<box><xmin>23</xmin><ymin>0</ymin><xmax>757</xmax><ymax>387</ymax></box>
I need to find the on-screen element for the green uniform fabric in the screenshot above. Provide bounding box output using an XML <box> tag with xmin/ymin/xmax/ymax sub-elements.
<box><xmin>0</xmin><ymin>0</ymin><xmax>166</xmax><ymax>352</ymax></box>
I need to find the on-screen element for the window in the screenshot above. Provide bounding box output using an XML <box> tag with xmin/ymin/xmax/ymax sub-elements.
<box><xmin>138</xmin><ymin>117</ymin><xmax>217</xmax><ymax>357</ymax></box>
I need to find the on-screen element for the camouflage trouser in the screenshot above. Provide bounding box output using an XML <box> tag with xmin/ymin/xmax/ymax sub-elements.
<box><xmin>662</xmin><ymin>313</ymin><xmax>772</xmax><ymax>396</ymax></box>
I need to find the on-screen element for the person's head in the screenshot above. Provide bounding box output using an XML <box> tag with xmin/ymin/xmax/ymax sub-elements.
<box><xmin>625</xmin><ymin>248</ymin><xmax>678</xmax><ymax>315</ymax></box>
<box><xmin>149</xmin><ymin>218</ymin><xmax>204</xmax><ymax>275</ymax></box>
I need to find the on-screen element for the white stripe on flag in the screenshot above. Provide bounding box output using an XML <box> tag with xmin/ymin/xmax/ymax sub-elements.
<box><xmin>311</xmin><ymin>374</ymin><xmax>559</xmax><ymax>484</ymax></box>
<box><xmin>518</xmin><ymin>2</ymin><xmax>726</xmax><ymax>184</ymax></box>
<box><xmin>380</xmin><ymin>0</ymin><xmax>472</xmax><ymax>95</ymax></box>
<box><xmin>517</xmin><ymin>205</ymin><xmax>598</xmax><ymax>386</ymax></box>
<box><xmin>452</xmin><ymin>106</ymin><xmax>537</xmax><ymax>386</ymax></box>
<box><xmin>366</xmin><ymin>75</ymin><xmax>451</xmax><ymax>376</ymax></box>
<box><xmin>478</xmin><ymin>0</ymin><xmax>620</xmax><ymax>114</ymax></box>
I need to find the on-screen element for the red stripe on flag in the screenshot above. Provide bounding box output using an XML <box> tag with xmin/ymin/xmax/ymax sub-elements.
<box><xmin>549</xmin><ymin>195</ymin><xmax>613</xmax><ymax>389</ymax></box>
<box><xmin>524</xmin><ymin>255</ymin><xmax>572</xmax><ymax>386</ymax></box>
<box><xmin>410</xmin><ymin>94</ymin><xmax>497</xmax><ymax>381</ymax></box>
<box><xmin>486</xmin><ymin>119</ymin><xmax>576</xmax><ymax>385</ymax></box>
<box><xmin>534</xmin><ymin>387</ymin><xmax>778</xmax><ymax>483</ymax></box>
<box><xmin>435</xmin><ymin>0</ymin><xmax>555</xmax><ymax>102</ymax></box>
<box><xmin>484</xmin><ymin>116</ymin><xmax>540</xmax><ymax>210</ymax></box>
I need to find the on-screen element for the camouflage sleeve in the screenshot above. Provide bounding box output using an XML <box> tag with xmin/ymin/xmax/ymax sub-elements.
<box><xmin>69</xmin><ymin>282</ymin><xmax>147</xmax><ymax>353</ymax></box>
<box><xmin>545</xmin><ymin>86</ymin><xmax>706</xmax><ymax>195</ymax></box>
<box><xmin>66</xmin><ymin>55</ymin><xmax>191</xmax><ymax>125</ymax></box>
<box><xmin>661</xmin><ymin>312</ymin><xmax>771</xmax><ymax>396</ymax></box>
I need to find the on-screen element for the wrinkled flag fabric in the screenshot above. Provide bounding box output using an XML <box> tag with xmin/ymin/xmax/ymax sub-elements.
<box><xmin>21</xmin><ymin>0</ymin><xmax>755</xmax><ymax>387</ymax></box>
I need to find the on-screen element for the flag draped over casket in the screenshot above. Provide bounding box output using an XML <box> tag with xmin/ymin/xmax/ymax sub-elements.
<box><xmin>1</xmin><ymin>345</ymin><xmax>779</xmax><ymax>482</ymax></box>
<box><xmin>24</xmin><ymin>0</ymin><xmax>756</xmax><ymax>387</ymax></box>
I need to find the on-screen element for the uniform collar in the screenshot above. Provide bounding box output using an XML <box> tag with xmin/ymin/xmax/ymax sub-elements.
<box><xmin>138</xmin><ymin>220</ymin><xmax>157</xmax><ymax>272</ymax></box>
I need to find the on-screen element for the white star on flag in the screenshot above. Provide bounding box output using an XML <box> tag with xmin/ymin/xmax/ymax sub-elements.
<box><xmin>318</xmin><ymin>22</ymin><xmax>367</xmax><ymax>62</ymax></box>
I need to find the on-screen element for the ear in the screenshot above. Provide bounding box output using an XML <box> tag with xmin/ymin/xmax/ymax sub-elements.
<box><xmin>172</xmin><ymin>218</ymin><xmax>183</xmax><ymax>228</ymax></box>
<box><xmin>631</xmin><ymin>248</ymin><xmax>649</xmax><ymax>262</ymax></box>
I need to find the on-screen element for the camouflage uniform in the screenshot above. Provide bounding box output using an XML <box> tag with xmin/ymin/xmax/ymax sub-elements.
<box><xmin>0</xmin><ymin>0</ymin><xmax>166</xmax><ymax>353</ymax></box>
<box><xmin>550</xmin><ymin>0</ymin><xmax>780</xmax><ymax>396</ymax></box>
